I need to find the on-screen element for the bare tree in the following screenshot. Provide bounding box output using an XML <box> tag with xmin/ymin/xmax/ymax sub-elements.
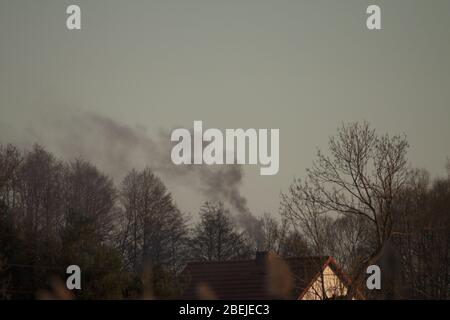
<box><xmin>0</xmin><ymin>144</ymin><xmax>22</xmax><ymax>207</ymax></box>
<box><xmin>62</xmin><ymin>159</ymin><xmax>117</xmax><ymax>241</ymax></box>
<box><xmin>189</xmin><ymin>201</ymin><xmax>252</xmax><ymax>261</ymax></box>
<box><xmin>0</xmin><ymin>145</ymin><xmax>66</xmax><ymax>295</ymax></box>
<box><xmin>0</xmin><ymin>256</ymin><xmax>8</xmax><ymax>299</ymax></box>
<box><xmin>260</xmin><ymin>213</ymin><xmax>281</xmax><ymax>253</ymax></box>
<box><xmin>393</xmin><ymin>166</ymin><xmax>450</xmax><ymax>299</ymax></box>
<box><xmin>326</xmin><ymin>215</ymin><xmax>373</xmax><ymax>276</ymax></box>
<box><xmin>19</xmin><ymin>146</ymin><xmax>66</xmax><ymax>270</ymax></box>
<box><xmin>119</xmin><ymin>168</ymin><xmax>188</xmax><ymax>272</ymax></box>
<box><xmin>282</xmin><ymin>121</ymin><xmax>410</xmax><ymax>298</ymax></box>
<box><xmin>278</xmin><ymin>229</ymin><xmax>310</xmax><ymax>258</ymax></box>
<box><xmin>259</xmin><ymin>213</ymin><xmax>310</xmax><ymax>258</ymax></box>
<box><xmin>0</xmin><ymin>200</ymin><xmax>13</xmax><ymax>300</ymax></box>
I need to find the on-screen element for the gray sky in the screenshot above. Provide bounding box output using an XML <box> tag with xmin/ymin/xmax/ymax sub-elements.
<box><xmin>1</xmin><ymin>0</ymin><xmax>450</xmax><ymax>217</ymax></box>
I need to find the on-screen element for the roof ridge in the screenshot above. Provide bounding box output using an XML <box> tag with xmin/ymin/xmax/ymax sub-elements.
<box><xmin>186</xmin><ymin>259</ymin><xmax>255</xmax><ymax>265</ymax></box>
<box><xmin>284</xmin><ymin>255</ymin><xmax>330</xmax><ymax>260</ymax></box>
<box><xmin>186</xmin><ymin>255</ymin><xmax>331</xmax><ymax>265</ymax></box>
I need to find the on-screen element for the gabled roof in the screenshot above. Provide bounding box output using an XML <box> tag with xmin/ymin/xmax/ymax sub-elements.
<box><xmin>180</xmin><ymin>252</ymin><xmax>354</xmax><ymax>300</ymax></box>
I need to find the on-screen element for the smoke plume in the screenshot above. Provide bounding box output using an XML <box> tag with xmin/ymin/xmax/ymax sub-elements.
<box><xmin>19</xmin><ymin>109</ymin><xmax>264</xmax><ymax>246</ymax></box>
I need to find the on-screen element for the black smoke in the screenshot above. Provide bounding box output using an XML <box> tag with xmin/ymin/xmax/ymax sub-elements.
<box><xmin>20</xmin><ymin>109</ymin><xmax>264</xmax><ymax>246</ymax></box>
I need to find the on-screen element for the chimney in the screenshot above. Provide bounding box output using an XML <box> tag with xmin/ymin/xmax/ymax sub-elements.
<box><xmin>255</xmin><ymin>251</ymin><xmax>269</xmax><ymax>264</ymax></box>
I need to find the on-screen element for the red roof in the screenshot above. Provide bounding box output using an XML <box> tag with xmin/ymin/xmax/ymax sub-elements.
<box><xmin>180</xmin><ymin>252</ymin><xmax>352</xmax><ymax>300</ymax></box>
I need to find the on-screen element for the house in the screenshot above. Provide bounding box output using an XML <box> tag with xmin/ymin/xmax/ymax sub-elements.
<box><xmin>181</xmin><ymin>251</ymin><xmax>361</xmax><ymax>300</ymax></box>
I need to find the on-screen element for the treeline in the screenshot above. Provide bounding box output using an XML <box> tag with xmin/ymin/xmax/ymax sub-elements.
<box><xmin>0</xmin><ymin>144</ymin><xmax>304</xmax><ymax>299</ymax></box>
<box><xmin>281</xmin><ymin>122</ymin><xmax>450</xmax><ymax>299</ymax></box>
<box><xmin>1</xmin><ymin>120</ymin><xmax>449</xmax><ymax>300</ymax></box>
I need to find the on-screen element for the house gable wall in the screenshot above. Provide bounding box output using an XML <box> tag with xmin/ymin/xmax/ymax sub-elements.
<box><xmin>300</xmin><ymin>266</ymin><xmax>348</xmax><ymax>300</ymax></box>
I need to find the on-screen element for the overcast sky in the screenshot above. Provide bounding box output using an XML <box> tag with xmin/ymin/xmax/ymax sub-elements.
<box><xmin>1</xmin><ymin>0</ymin><xmax>450</xmax><ymax>217</ymax></box>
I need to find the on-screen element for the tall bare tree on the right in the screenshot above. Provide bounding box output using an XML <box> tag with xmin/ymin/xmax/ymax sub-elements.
<box><xmin>282</xmin><ymin>121</ymin><xmax>410</xmax><ymax>299</ymax></box>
